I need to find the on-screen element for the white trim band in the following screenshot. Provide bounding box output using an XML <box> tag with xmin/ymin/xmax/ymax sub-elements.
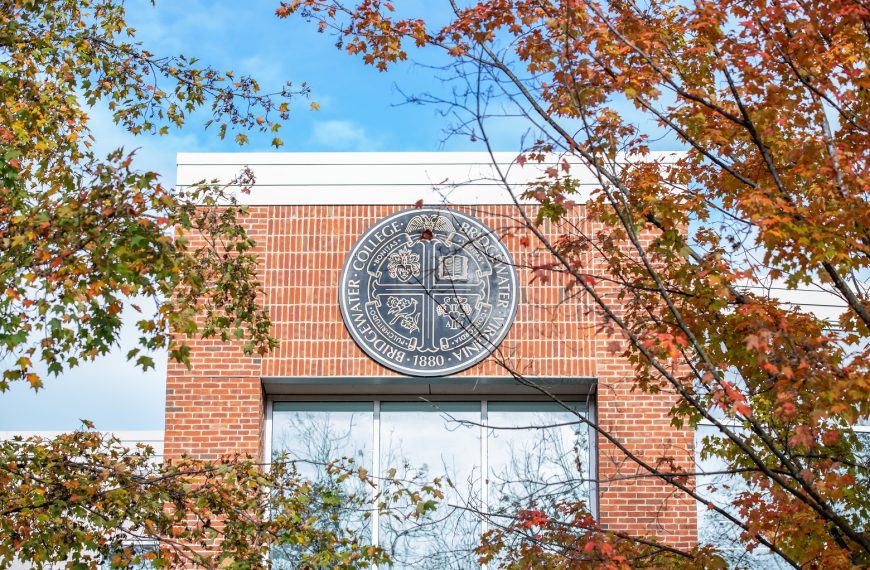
<box><xmin>177</xmin><ymin>151</ymin><xmax>685</xmax><ymax>206</ymax></box>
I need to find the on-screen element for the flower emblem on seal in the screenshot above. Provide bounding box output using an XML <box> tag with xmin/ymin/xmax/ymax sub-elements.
<box><xmin>386</xmin><ymin>247</ymin><xmax>420</xmax><ymax>282</ymax></box>
<box><xmin>386</xmin><ymin>296</ymin><xmax>420</xmax><ymax>332</ymax></box>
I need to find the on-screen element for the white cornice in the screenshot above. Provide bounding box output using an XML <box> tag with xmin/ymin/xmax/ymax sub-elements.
<box><xmin>176</xmin><ymin>151</ymin><xmax>685</xmax><ymax>206</ymax></box>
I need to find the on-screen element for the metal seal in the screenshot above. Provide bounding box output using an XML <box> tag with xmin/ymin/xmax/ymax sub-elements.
<box><xmin>339</xmin><ymin>208</ymin><xmax>519</xmax><ymax>377</ymax></box>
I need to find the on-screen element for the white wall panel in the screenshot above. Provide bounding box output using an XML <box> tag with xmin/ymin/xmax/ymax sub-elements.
<box><xmin>176</xmin><ymin>151</ymin><xmax>683</xmax><ymax>205</ymax></box>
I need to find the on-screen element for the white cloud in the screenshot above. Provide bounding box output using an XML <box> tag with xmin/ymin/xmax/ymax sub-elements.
<box><xmin>310</xmin><ymin>120</ymin><xmax>381</xmax><ymax>151</ymax></box>
<box><xmin>125</xmin><ymin>1</ymin><xmax>237</xmax><ymax>54</ymax></box>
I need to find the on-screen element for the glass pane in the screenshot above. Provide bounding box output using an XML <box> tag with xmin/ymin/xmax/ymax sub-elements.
<box><xmin>854</xmin><ymin>431</ymin><xmax>870</xmax><ymax>532</ymax></box>
<box><xmin>379</xmin><ymin>401</ymin><xmax>481</xmax><ymax>569</ymax></box>
<box><xmin>695</xmin><ymin>424</ymin><xmax>792</xmax><ymax>569</ymax></box>
<box><xmin>487</xmin><ymin>402</ymin><xmax>590</xmax><ymax>520</ymax></box>
<box><xmin>270</xmin><ymin>402</ymin><xmax>374</xmax><ymax>568</ymax></box>
<box><xmin>102</xmin><ymin>543</ymin><xmax>158</xmax><ymax>569</ymax></box>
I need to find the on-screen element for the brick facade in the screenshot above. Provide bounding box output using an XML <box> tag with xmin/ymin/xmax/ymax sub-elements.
<box><xmin>164</xmin><ymin>201</ymin><xmax>697</xmax><ymax>549</ymax></box>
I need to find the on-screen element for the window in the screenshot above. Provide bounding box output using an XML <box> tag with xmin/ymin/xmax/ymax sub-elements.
<box><xmin>695</xmin><ymin>421</ymin><xmax>870</xmax><ymax>569</ymax></box>
<box><xmin>101</xmin><ymin>542</ymin><xmax>158</xmax><ymax>569</ymax></box>
<box><xmin>268</xmin><ymin>399</ymin><xmax>593</xmax><ymax>569</ymax></box>
<box><xmin>695</xmin><ymin>424</ymin><xmax>793</xmax><ymax>570</ymax></box>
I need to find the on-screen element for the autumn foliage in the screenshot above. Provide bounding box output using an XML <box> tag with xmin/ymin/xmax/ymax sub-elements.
<box><xmin>0</xmin><ymin>0</ymin><xmax>302</xmax><ymax>390</ymax></box>
<box><xmin>0</xmin><ymin>428</ymin><xmax>444</xmax><ymax>568</ymax></box>
<box><xmin>2</xmin><ymin>0</ymin><xmax>868</xmax><ymax>566</ymax></box>
<box><xmin>280</xmin><ymin>0</ymin><xmax>869</xmax><ymax>567</ymax></box>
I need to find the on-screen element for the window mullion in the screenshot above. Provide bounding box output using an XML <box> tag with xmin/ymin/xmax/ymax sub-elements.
<box><xmin>481</xmin><ymin>400</ymin><xmax>488</xmax><ymax>570</ymax></box>
<box><xmin>372</xmin><ymin>400</ymin><xmax>381</xmax><ymax>568</ymax></box>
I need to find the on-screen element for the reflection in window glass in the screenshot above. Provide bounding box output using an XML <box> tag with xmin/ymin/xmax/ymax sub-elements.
<box><xmin>102</xmin><ymin>543</ymin><xmax>157</xmax><ymax>569</ymax></box>
<box><xmin>695</xmin><ymin>425</ymin><xmax>791</xmax><ymax>570</ymax></box>
<box><xmin>379</xmin><ymin>402</ymin><xmax>481</xmax><ymax>570</ymax></box>
<box><xmin>855</xmin><ymin>430</ymin><xmax>870</xmax><ymax>533</ymax></box>
<box><xmin>269</xmin><ymin>400</ymin><xmax>592</xmax><ymax>569</ymax></box>
<box><xmin>271</xmin><ymin>402</ymin><xmax>374</xmax><ymax>568</ymax></box>
<box><xmin>488</xmin><ymin>402</ymin><xmax>590</xmax><ymax>521</ymax></box>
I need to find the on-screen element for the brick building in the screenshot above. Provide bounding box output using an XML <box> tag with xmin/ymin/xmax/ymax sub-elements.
<box><xmin>164</xmin><ymin>152</ymin><xmax>696</xmax><ymax>567</ymax></box>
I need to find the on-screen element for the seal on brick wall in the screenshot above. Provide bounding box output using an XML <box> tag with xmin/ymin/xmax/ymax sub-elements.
<box><xmin>339</xmin><ymin>207</ymin><xmax>519</xmax><ymax>376</ymax></box>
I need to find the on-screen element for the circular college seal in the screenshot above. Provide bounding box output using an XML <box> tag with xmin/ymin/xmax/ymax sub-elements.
<box><xmin>339</xmin><ymin>208</ymin><xmax>519</xmax><ymax>377</ymax></box>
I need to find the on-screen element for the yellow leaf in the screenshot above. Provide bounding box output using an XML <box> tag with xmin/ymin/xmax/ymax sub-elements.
<box><xmin>26</xmin><ymin>373</ymin><xmax>42</xmax><ymax>388</ymax></box>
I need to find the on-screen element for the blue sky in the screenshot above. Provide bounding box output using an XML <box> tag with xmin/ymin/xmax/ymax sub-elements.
<box><xmin>0</xmin><ymin>0</ymin><xmax>672</xmax><ymax>431</ymax></box>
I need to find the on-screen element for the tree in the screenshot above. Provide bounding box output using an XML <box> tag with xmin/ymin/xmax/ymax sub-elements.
<box><xmin>279</xmin><ymin>0</ymin><xmax>869</xmax><ymax>567</ymax></box>
<box><xmin>0</xmin><ymin>0</ymin><xmax>298</xmax><ymax>390</ymax></box>
<box><xmin>0</xmin><ymin>427</ymin><xmax>442</xmax><ymax>568</ymax></box>
<box><xmin>0</xmin><ymin>2</ymin><xmax>446</xmax><ymax>567</ymax></box>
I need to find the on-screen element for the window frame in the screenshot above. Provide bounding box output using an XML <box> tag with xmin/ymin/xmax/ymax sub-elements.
<box><xmin>264</xmin><ymin>391</ymin><xmax>599</xmax><ymax>567</ymax></box>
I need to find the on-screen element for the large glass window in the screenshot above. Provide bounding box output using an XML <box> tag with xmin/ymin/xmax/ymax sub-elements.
<box><xmin>270</xmin><ymin>399</ymin><xmax>591</xmax><ymax>570</ymax></box>
<box><xmin>380</xmin><ymin>402</ymin><xmax>481</xmax><ymax>568</ymax></box>
<box><xmin>488</xmin><ymin>402</ymin><xmax>591</xmax><ymax>520</ymax></box>
<box><xmin>697</xmin><ymin>421</ymin><xmax>870</xmax><ymax>569</ymax></box>
<box><xmin>270</xmin><ymin>402</ymin><xmax>374</xmax><ymax>568</ymax></box>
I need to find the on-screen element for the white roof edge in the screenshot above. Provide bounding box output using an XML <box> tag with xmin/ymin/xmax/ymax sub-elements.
<box><xmin>176</xmin><ymin>150</ymin><xmax>686</xmax><ymax>165</ymax></box>
<box><xmin>176</xmin><ymin>151</ymin><xmax>687</xmax><ymax>206</ymax></box>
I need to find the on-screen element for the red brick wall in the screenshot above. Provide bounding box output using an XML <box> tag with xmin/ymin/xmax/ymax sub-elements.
<box><xmin>164</xmin><ymin>204</ymin><xmax>696</xmax><ymax>547</ymax></box>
